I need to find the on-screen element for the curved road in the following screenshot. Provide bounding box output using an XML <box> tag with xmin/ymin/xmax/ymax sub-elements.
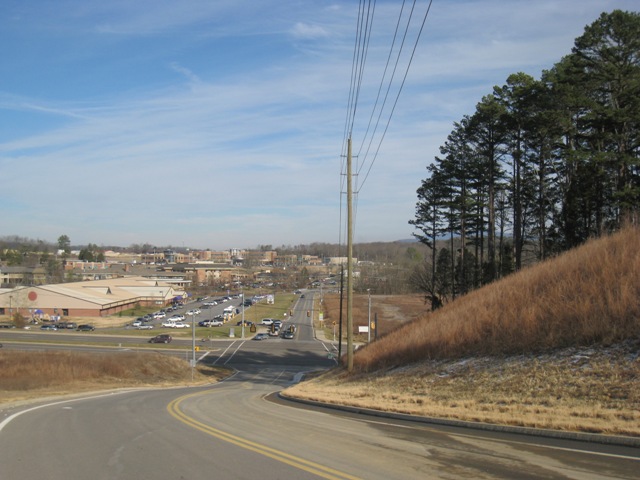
<box><xmin>1</xmin><ymin>294</ymin><xmax>638</xmax><ymax>479</ymax></box>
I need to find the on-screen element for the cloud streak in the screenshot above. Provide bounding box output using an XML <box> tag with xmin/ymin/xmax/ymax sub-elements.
<box><xmin>0</xmin><ymin>1</ymin><xmax>637</xmax><ymax>249</ymax></box>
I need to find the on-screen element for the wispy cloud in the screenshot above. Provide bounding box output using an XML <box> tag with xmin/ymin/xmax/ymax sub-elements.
<box><xmin>290</xmin><ymin>22</ymin><xmax>329</xmax><ymax>39</ymax></box>
<box><xmin>0</xmin><ymin>0</ymin><xmax>636</xmax><ymax>248</ymax></box>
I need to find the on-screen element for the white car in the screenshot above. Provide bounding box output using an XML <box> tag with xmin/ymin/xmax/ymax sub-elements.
<box><xmin>260</xmin><ymin>318</ymin><xmax>274</xmax><ymax>325</ymax></box>
<box><xmin>168</xmin><ymin>315</ymin><xmax>185</xmax><ymax>322</ymax></box>
<box><xmin>137</xmin><ymin>324</ymin><xmax>154</xmax><ymax>330</ymax></box>
<box><xmin>162</xmin><ymin>320</ymin><xmax>177</xmax><ymax>328</ymax></box>
<box><xmin>153</xmin><ymin>312</ymin><xmax>166</xmax><ymax>319</ymax></box>
<box><xmin>199</xmin><ymin>320</ymin><xmax>223</xmax><ymax>327</ymax></box>
<box><xmin>171</xmin><ymin>322</ymin><xmax>189</xmax><ymax>328</ymax></box>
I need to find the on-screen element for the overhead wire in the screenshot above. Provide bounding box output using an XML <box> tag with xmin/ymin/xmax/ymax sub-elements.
<box><xmin>339</xmin><ymin>0</ymin><xmax>376</xmax><ymax>251</ymax></box>
<box><xmin>358</xmin><ymin>0</ymin><xmax>433</xmax><ymax>192</ymax></box>
<box><xmin>339</xmin><ymin>0</ymin><xmax>433</xmax><ymax>249</ymax></box>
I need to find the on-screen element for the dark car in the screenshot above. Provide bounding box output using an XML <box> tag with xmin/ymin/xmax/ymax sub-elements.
<box><xmin>149</xmin><ymin>334</ymin><xmax>172</xmax><ymax>344</ymax></box>
<box><xmin>253</xmin><ymin>333</ymin><xmax>269</xmax><ymax>340</ymax></box>
<box><xmin>282</xmin><ymin>330</ymin><xmax>295</xmax><ymax>339</ymax></box>
<box><xmin>76</xmin><ymin>324</ymin><xmax>95</xmax><ymax>332</ymax></box>
<box><xmin>40</xmin><ymin>324</ymin><xmax>57</xmax><ymax>331</ymax></box>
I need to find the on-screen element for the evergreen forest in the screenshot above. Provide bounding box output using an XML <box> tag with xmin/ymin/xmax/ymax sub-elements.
<box><xmin>409</xmin><ymin>10</ymin><xmax>640</xmax><ymax>308</ymax></box>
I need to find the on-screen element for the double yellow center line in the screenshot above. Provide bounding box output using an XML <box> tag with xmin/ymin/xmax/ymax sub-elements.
<box><xmin>167</xmin><ymin>391</ymin><xmax>360</xmax><ymax>480</ymax></box>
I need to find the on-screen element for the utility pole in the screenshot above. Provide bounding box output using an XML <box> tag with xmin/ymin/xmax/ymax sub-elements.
<box><xmin>347</xmin><ymin>137</ymin><xmax>354</xmax><ymax>372</ymax></box>
<box><xmin>241</xmin><ymin>286</ymin><xmax>245</xmax><ymax>339</ymax></box>
<box><xmin>367</xmin><ymin>289</ymin><xmax>371</xmax><ymax>343</ymax></box>
<box><xmin>338</xmin><ymin>264</ymin><xmax>344</xmax><ymax>361</ymax></box>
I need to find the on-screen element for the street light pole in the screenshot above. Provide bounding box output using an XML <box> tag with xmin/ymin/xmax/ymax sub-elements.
<box><xmin>191</xmin><ymin>310</ymin><xmax>196</xmax><ymax>381</ymax></box>
<box><xmin>367</xmin><ymin>289</ymin><xmax>371</xmax><ymax>343</ymax></box>
<box><xmin>241</xmin><ymin>287</ymin><xmax>245</xmax><ymax>339</ymax></box>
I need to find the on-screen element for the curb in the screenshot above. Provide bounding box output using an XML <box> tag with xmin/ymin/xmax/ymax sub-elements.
<box><xmin>277</xmin><ymin>392</ymin><xmax>640</xmax><ymax>448</ymax></box>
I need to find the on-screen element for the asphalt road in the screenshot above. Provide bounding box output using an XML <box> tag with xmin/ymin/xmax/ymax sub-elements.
<box><xmin>1</xmin><ymin>293</ymin><xmax>638</xmax><ymax>479</ymax></box>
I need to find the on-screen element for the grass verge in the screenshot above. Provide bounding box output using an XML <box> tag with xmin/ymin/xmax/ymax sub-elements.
<box><xmin>0</xmin><ymin>350</ymin><xmax>232</xmax><ymax>406</ymax></box>
<box><xmin>284</xmin><ymin>340</ymin><xmax>640</xmax><ymax>437</ymax></box>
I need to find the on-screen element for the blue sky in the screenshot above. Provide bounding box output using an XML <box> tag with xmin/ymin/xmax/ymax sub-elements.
<box><xmin>1</xmin><ymin>1</ymin><xmax>637</xmax><ymax>250</ymax></box>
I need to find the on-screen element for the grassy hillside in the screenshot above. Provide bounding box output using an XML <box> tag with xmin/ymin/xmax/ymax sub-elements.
<box><xmin>352</xmin><ymin>226</ymin><xmax>640</xmax><ymax>373</ymax></box>
<box><xmin>285</xmin><ymin>227</ymin><xmax>639</xmax><ymax>436</ymax></box>
<box><xmin>0</xmin><ymin>351</ymin><xmax>228</xmax><ymax>405</ymax></box>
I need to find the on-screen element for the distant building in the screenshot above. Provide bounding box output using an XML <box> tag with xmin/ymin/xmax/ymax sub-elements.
<box><xmin>0</xmin><ymin>276</ymin><xmax>186</xmax><ymax>318</ymax></box>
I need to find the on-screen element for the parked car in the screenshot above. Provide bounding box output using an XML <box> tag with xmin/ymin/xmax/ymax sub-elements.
<box><xmin>253</xmin><ymin>333</ymin><xmax>269</xmax><ymax>340</ymax></box>
<box><xmin>171</xmin><ymin>322</ymin><xmax>189</xmax><ymax>328</ymax></box>
<box><xmin>149</xmin><ymin>334</ymin><xmax>172</xmax><ymax>344</ymax></box>
<box><xmin>153</xmin><ymin>312</ymin><xmax>166</xmax><ymax>319</ymax></box>
<box><xmin>76</xmin><ymin>324</ymin><xmax>95</xmax><ymax>332</ymax></box>
<box><xmin>199</xmin><ymin>319</ymin><xmax>223</xmax><ymax>327</ymax></box>
<box><xmin>131</xmin><ymin>320</ymin><xmax>143</xmax><ymax>327</ymax></box>
<box><xmin>137</xmin><ymin>324</ymin><xmax>154</xmax><ymax>330</ymax></box>
<box><xmin>40</xmin><ymin>324</ymin><xmax>57</xmax><ymax>331</ymax></box>
<box><xmin>168</xmin><ymin>314</ymin><xmax>185</xmax><ymax>322</ymax></box>
<box><xmin>162</xmin><ymin>320</ymin><xmax>177</xmax><ymax>328</ymax></box>
<box><xmin>236</xmin><ymin>320</ymin><xmax>254</xmax><ymax>327</ymax></box>
<box><xmin>260</xmin><ymin>318</ymin><xmax>274</xmax><ymax>325</ymax></box>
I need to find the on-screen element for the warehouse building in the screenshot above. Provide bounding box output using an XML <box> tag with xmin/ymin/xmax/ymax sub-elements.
<box><xmin>0</xmin><ymin>276</ymin><xmax>186</xmax><ymax>319</ymax></box>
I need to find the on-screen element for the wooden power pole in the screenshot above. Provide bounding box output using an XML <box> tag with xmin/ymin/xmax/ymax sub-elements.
<box><xmin>347</xmin><ymin>137</ymin><xmax>354</xmax><ymax>372</ymax></box>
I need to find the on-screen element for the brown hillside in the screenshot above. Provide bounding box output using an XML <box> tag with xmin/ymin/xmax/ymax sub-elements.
<box><xmin>284</xmin><ymin>227</ymin><xmax>640</xmax><ymax>437</ymax></box>
<box><xmin>352</xmin><ymin>226</ymin><xmax>640</xmax><ymax>372</ymax></box>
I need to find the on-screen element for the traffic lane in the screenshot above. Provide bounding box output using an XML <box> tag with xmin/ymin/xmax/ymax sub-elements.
<box><xmin>175</xmin><ymin>369</ymin><xmax>420</xmax><ymax>479</ymax></box>
<box><xmin>182</xmin><ymin>370</ymin><xmax>640</xmax><ymax>479</ymax></box>
<box><xmin>0</xmin><ymin>341</ymin><xmax>203</xmax><ymax>362</ymax></box>
<box><xmin>274</xmin><ymin>394</ymin><xmax>640</xmax><ymax>476</ymax></box>
<box><xmin>202</xmin><ymin>337</ymin><xmax>336</xmax><ymax>368</ymax></box>
<box><xmin>0</xmin><ymin>330</ymin><xmax>192</xmax><ymax>347</ymax></box>
<box><xmin>0</xmin><ymin>385</ymin><xmax>322</xmax><ymax>480</ymax></box>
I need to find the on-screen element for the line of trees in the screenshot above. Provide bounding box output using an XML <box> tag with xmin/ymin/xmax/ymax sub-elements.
<box><xmin>410</xmin><ymin>10</ymin><xmax>640</xmax><ymax>309</ymax></box>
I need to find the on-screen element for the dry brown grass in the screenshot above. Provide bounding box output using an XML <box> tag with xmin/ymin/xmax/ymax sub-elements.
<box><xmin>351</xmin><ymin>226</ymin><xmax>640</xmax><ymax>372</ymax></box>
<box><xmin>285</xmin><ymin>340</ymin><xmax>640</xmax><ymax>436</ymax></box>
<box><xmin>0</xmin><ymin>350</ymin><xmax>230</xmax><ymax>405</ymax></box>
<box><xmin>320</xmin><ymin>294</ymin><xmax>428</xmax><ymax>340</ymax></box>
<box><xmin>285</xmin><ymin>226</ymin><xmax>640</xmax><ymax>437</ymax></box>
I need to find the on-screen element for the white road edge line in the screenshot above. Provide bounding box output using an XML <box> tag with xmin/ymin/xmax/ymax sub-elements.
<box><xmin>0</xmin><ymin>391</ymin><xmax>132</xmax><ymax>433</ymax></box>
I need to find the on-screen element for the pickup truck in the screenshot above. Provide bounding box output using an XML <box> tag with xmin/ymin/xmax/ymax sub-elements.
<box><xmin>199</xmin><ymin>319</ymin><xmax>223</xmax><ymax>327</ymax></box>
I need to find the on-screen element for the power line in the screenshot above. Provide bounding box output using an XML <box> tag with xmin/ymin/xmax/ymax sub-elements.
<box><xmin>358</xmin><ymin>0</ymin><xmax>433</xmax><ymax>191</ymax></box>
<box><xmin>339</xmin><ymin>0</ymin><xmax>433</xmax><ymax>248</ymax></box>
